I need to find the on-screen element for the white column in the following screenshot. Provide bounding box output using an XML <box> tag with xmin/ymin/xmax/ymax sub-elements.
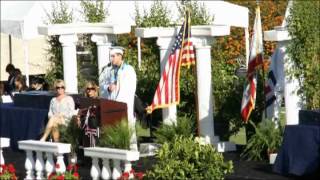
<box><xmin>279</xmin><ymin>41</ymin><xmax>303</xmax><ymax>125</ymax></box>
<box><xmin>193</xmin><ymin>37</ymin><xmax>218</xmax><ymax>144</ymax></box>
<box><xmin>156</xmin><ymin>37</ymin><xmax>177</xmax><ymax>125</ymax></box>
<box><xmin>59</xmin><ymin>34</ymin><xmax>79</xmax><ymax>93</ymax></box>
<box><xmin>91</xmin><ymin>34</ymin><xmax>114</xmax><ymax>74</ymax></box>
<box><xmin>91</xmin><ymin>34</ymin><xmax>115</xmax><ymax>97</ymax></box>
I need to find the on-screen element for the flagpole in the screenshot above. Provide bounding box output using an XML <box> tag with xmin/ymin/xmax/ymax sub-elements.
<box><xmin>256</xmin><ymin>4</ymin><xmax>267</xmax><ymax>120</ymax></box>
<box><xmin>186</xmin><ymin>8</ymin><xmax>200</xmax><ymax>136</ymax></box>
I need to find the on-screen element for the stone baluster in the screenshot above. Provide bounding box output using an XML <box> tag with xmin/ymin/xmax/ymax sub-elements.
<box><xmin>124</xmin><ymin>160</ymin><xmax>133</xmax><ymax>178</ymax></box>
<box><xmin>56</xmin><ymin>153</ymin><xmax>66</xmax><ymax>173</ymax></box>
<box><xmin>90</xmin><ymin>157</ymin><xmax>101</xmax><ymax>180</ymax></box>
<box><xmin>19</xmin><ymin>140</ymin><xmax>71</xmax><ymax>179</ymax></box>
<box><xmin>45</xmin><ymin>152</ymin><xmax>55</xmax><ymax>178</ymax></box>
<box><xmin>25</xmin><ymin>150</ymin><xmax>35</xmax><ymax>179</ymax></box>
<box><xmin>35</xmin><ymin>151</ymin><xmax>45</xmax><ymax>179</ymax></box>
<box><xmin>0</xmin><ymin>148</ymin><xmax>3</xmax><ymax>173</ymax></box>
<box><xmin>84</xmin><ymin>147</ymin><xmax>140</xmax><ymax>180</ymax></box>
<box><xmin>101</xmin><ymin>158</ymin><xmax>111</xmax><ymax>180</ymax></box>
<box><xmin>0</xmin><ymin>138</ymin><xmax>10</xmax><ymax>172</ymax></box>
<box><xmin>112</xmin><ymin>159</ymin><xmax>122</xmax><ymax>179</ymax></box>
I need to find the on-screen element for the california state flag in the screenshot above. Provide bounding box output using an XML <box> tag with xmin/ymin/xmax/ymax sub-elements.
<box><xmin>241</xmin><ymin>6</ymin><xmax>263</xmax><ymax>123</ymax></box>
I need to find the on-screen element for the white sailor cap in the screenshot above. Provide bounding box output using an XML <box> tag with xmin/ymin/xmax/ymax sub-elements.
<box><xmin>110</xmin><ymin>46</ymin><xmax>124</xmax><ymax>55</ymax></box>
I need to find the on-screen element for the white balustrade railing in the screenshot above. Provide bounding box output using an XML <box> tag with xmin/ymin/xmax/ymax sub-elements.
<box><xmin>0</xmin><ymin>137</ymin><xmax>10</xmax><ymax>172</ymax></box>
<box><xmin>84</xmin><ymin>147</ymin><xmax>140</xmax><ymax>180</ymax></box>
<box><xmin>18</xmin><ymin>140</ymin><xmax>71</xmax><ymax>179</ymax></box>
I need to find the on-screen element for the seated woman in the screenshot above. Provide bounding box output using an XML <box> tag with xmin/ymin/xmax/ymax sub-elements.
<box><xmin>12</xmin><ymin>75</ymin><xmax>28</xmax><ymax>94</ymax></box>
<box><xmin>40</xmin><ymin>79</ymin><xmax>75</xmax><ymax>142</ymax></box>
<box><xmin>77</xmin><ymin>81</ymin><xmax>100</xmax><ymax>147</ymax></box>
<box><xmin>84</xmin><ymin>81</ymin><xmax>99</xmax><ymax>98</ymax></box>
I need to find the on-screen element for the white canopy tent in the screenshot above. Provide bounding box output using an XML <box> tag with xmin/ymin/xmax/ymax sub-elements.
<box><xmin>1</xmin><ymin>0</ymin><xmax>249</xmax><ymax>83</ymax></box>
<box><xmin>105</xmin><ymin>1</ymin><xmax>249</xmax><ymax>67</ymax></box>
<box><xmin>0</xmin><ymin>1</ymin><xmax>49</xmax><ymax>85</ymax></box>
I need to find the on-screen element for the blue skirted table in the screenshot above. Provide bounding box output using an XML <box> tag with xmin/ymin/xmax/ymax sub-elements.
<box><xmin>273</xmin><ymin>124</ymin><xmax>320</xmax><ymax>176</ymax></box>
<box><xmin>0</xmin><ymin>103</ymin><xmax>48</xmax><ymax>150</ymax></box>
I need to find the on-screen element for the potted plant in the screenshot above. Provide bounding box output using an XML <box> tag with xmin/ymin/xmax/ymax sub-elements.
<box><xmin>153</xmin><ymin>115</ymin><xmax>196</xmax><ymax>144</ymax></box>
<box><xmin>241</xmin><ymin>120</ymin><xmax>283</xmax><ymax>163</ymax></box>
<box><xmin>98</xmin><ymin>119</ymin><xmax>133</xmax><ymax>150</ymax></box>
<box><xmin>59</xmin><ymin>118</ymin><xmax>82</xmax><ymax>164</ymax></box>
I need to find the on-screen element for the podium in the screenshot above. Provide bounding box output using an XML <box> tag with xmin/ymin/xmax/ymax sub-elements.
<box><xmin>76</xmin><ymin>96</ymin><xmax>127</xmax><ymax>126</ymax></box>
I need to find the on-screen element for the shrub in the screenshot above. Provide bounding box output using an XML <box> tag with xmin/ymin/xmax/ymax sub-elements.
<box><xmin>145</xmin><ymin>136</ymin><xmax>233</xmax><ymax>179</ymax></box>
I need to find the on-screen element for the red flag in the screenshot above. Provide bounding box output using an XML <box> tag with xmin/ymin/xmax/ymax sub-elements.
<box><xmin>146</xmin><ymin>12</ymin><xmax>195</xmax><ymax>114</ymax></box>
<box><xmin>241</xmin><ymin>6</ymin><xmax>263</xmax><ymax>122</ymax></box>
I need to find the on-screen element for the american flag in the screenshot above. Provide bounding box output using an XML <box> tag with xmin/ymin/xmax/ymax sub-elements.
<box><xmin>181</xmin><ymin>11</ymin><xmax>195</xmax><ymax>67</ymax></box>
<box><xmin>241</xmin><ymin>6</ymin><xmax>263</xmax><ymax>123</ymax></box>
<box><xmin>146</xmin><ymin>11</ymin><xmax>195</xmax><ymax>114</ymax></box>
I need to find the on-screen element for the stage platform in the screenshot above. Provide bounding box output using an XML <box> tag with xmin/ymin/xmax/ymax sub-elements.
<box><xmin>3</xmin><ymin>147</ymin><xmax>319</xmax><ymax>180</ymax></box>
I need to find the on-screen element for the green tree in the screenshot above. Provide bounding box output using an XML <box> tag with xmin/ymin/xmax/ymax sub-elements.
<box><xmin>80</xmin><ymin>0</ymin><xmax>107</xmax><ymax>23</ymax></box>
<box><xmin>287</xmin><ymin>1</ymin><xmax>320</xmax><ymax>109</ymax></box>
<box><xmin>135</xmin><ymin>0</ymin><xmax>171</xmax><ymax>28</ymax></box>
<box><xmin>176</xmin><ymin>0</ymin><xmax>213</xmax><ymax>25</ymax></box>
<box><xmin>44</xmin><ymin>1</ymin><xmax>73</xmax><ymax>89</ymax></box>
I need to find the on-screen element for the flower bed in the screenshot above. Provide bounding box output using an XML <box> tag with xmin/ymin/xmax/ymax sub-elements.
<box><xmin>48</xmin><ymin>164</ymin><xmax>79</xmax><ymax>180</ymax></box>
<box><xmin>0</xmin><ymin>164</ymin><xmax>17</xmax><ymax>180</ymax></box>
<box><xmin>118</xmin><ymin>169</ymin><xmax>144</xmax><ymax>180</ymax></box>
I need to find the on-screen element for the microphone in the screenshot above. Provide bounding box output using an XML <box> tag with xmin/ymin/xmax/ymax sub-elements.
<box><xmin>99</xmin><ymin>63</ymin><xmax>112</xmax><ymax>76</ymax></box>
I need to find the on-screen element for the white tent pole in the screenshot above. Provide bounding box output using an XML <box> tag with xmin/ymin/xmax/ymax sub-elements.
<box><xmin>19</xmin><ymin>22</ymin><xmax>30</xmax><ymax>86</ymax></box>
<box><xmin>137</xmin><ymin>37</ymin><xmax>141</xmax><ymax>70</ymax></box>
<box><xmin>23</xmin><ymin>40</ymin><xmax>30</xmax><ymax>87</ymax></box>
<box><xmin>245</xmin><ymin>27</ymin><xmax>250</xmax><ymax>68</ymax></box>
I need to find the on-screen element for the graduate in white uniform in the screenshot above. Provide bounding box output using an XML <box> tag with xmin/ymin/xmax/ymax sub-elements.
<box><xmin>101</xmin><ymin>46</ymin><xmax>138</xmax><ymax>150</ymax></box>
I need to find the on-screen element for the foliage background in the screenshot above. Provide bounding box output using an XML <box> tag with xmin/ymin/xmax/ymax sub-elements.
<box><xmin>44</xmin><ymin>1</ymin><xmax>73</xmax><ymax>89</ymax></box>
<box><xmin>287</xmin><ymin>0</ymin><xmax>320</xmax><ymax>109</ymax></box>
